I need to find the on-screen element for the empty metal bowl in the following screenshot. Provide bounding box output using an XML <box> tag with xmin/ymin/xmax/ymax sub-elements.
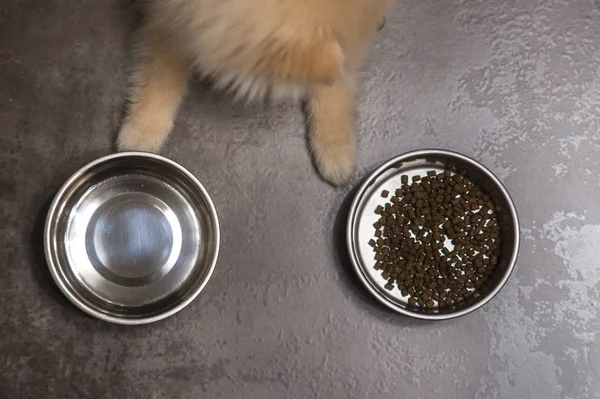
<box><xmin>45</xmin><ymin>152</ymin><xmax>220</xmax><ymax>324</ymax></box>
<box><xmin>347</xmin><ymin>149</ymin><xmax>519</xmax><ymax>320</ymax></box>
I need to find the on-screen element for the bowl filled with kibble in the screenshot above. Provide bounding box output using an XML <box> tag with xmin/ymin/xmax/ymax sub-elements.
<box><xmin>347</xmin><ymin>149</ymin><xmax>519</xmax><ymax>320</ymax></box>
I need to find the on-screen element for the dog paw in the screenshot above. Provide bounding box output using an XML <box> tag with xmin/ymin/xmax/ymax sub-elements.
<box><xmin>117</xmin><ymin>120</ymin><xmax>166</xmax><ymax>153</ymax></box>
<box><xmin>311</xmin><ymin>136</ymin><xmax>356</xmax><ymax>185</ymax></box>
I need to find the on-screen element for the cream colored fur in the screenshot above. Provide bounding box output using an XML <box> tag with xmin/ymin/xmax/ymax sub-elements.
<box><xmin>118</xmin><ymin>0</ymin><xmax>392</xmax><ymax>184</ymax></box>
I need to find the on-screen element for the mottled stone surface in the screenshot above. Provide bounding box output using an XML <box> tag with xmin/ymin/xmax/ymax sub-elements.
<box><xmin>2</xmin><ymin>0</ymin><xmax>600</xmax><ymax>398</ymax></box>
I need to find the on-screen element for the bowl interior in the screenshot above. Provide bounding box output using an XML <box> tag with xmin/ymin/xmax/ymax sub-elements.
<box><xmin>348</xmin><ymin>150</ymin><xmax>519</xmax><ymax>319</ymax></box>
<box><xmin>45</xmin><ymin>153</ymin><xmax>219</xmax><ymax>323</ymax></box>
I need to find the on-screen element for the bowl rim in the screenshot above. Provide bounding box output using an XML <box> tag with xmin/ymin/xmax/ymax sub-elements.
<box><xmin>346</xmin><ymin>148</ymin><xmax>520</xmax><ymax>320</ymax></box>
<box><xmin>44</xmin><ymin>151</ymin><xmax>220</xmax><ymax>325</ymax></box>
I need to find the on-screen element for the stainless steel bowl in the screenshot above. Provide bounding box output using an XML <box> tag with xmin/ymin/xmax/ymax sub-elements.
<box><xmin>45</xmin><ymin>152</ymin><xmax>220</xmax><ymax>324</ymax></box>
<box><xmin>347</xmin><ymin>149</ymin><xmax>519</xmax><ymax>320</ymax></box>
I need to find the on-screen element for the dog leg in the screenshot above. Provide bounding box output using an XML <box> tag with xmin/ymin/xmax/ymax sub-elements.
<box><xmin>118</xmin><ymin>26</ymin><xmax>190</xmax><ymax>152</ymax></box>
<box><xmin>306</xmin><ymin>75</ymin><xmax>357</xmax><ymax>185</ymax></box>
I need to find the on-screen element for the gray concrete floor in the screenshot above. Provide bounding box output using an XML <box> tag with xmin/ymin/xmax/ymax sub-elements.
<box><xmin>2</xmin><ymin>1</ymin><xmax>600</xmax><ymax>398</ymax></box>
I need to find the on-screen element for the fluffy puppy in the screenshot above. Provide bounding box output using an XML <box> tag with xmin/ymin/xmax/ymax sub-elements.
<box><xmin>118</xmin><ymin>0</ymin><xmax>392</xmax><ymax>184</ymax></box>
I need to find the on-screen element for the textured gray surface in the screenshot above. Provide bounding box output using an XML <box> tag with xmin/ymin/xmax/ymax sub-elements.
<box><xmin>2</xmin><ymin>0</ymin><xmax>600</xmax><ymax>398</ymax></box>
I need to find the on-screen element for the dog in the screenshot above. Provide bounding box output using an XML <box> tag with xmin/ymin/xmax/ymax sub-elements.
<box><xmin>118</xmin><ymin>0</ymin><xmax>392</xmax><ymax>184</ymax></box>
